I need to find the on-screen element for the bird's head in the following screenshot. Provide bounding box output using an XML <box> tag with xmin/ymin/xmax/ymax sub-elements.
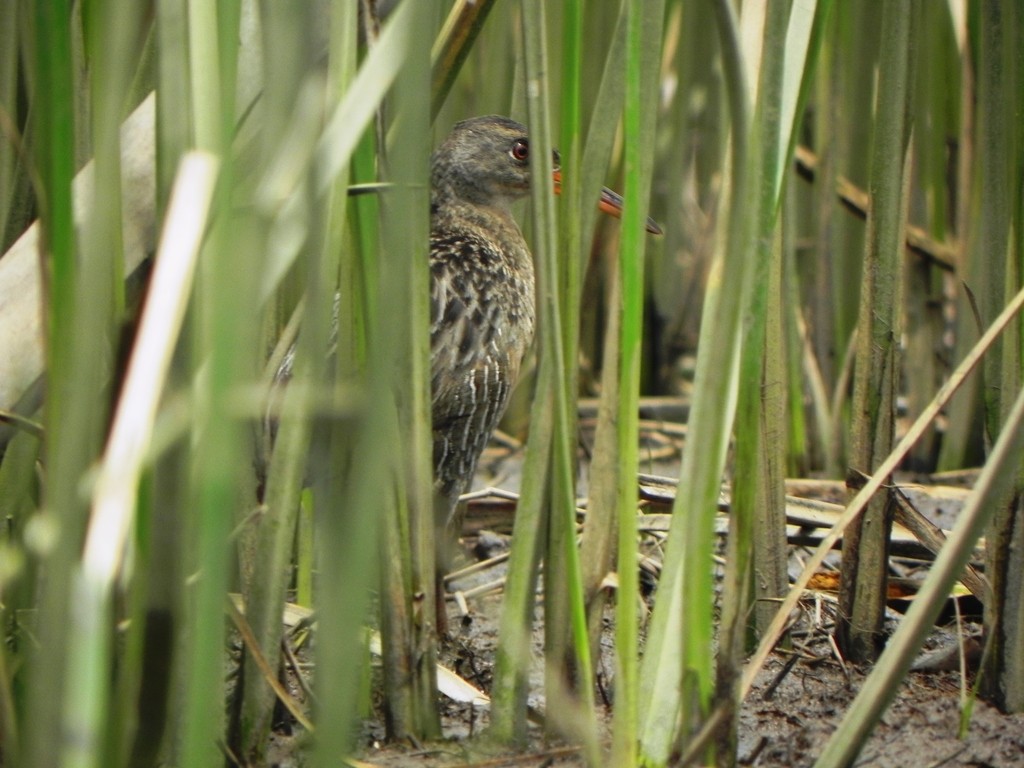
<box><xmin>431</xmin><ymin>115</ymin><xmax>554</xmax><ymax>210</ymax></box>
<box><xmin>431</xmin><ymin>115</ymin><xmax>662</xmax><ymax>234</ymax></box>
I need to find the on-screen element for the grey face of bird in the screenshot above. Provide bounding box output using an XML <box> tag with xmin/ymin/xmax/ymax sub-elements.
<box><xmin>433</xmin><ymin>115</ymin><xmax>663</xmax><ymax>235</ymax></box>
<box><xmin>431</xmin><ymin>116</ymin><xmax>551</xmax><ymax>209</ymax></box>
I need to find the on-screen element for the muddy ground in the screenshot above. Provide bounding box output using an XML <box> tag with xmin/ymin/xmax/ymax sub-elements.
<box><xmin>270</xmin><ymin>584</ymin><xmax>1024</xmax><ymax>767</ymax></box>
<box><xmin>352</xmin><ymin>592</ymin><xmax>1023</xmax><ymax>766</ymax></box>
<box><xmin>265</xmin><ymin>421</ymin><xmax>1024</xmax><ymax>767</ymax></box>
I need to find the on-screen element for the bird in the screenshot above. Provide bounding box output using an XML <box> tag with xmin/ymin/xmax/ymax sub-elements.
<box><xmin>427</xmin><ymin>117</ymin><xmax>537</xmax><ymax>632</ymax></box>
<box><xmin>428</xmin><ymin>116</ymin><xmax>538</xmax><ymax>565</ymax></box>
<box><xmin>270</xmin><ymin>116</ymin><xmax>659</xmax><ymax>632</ymax></box>
<box><xmin>427</xmin><ymin>115</ymin><xmax>659</xmax><ymax>631</ymax></box>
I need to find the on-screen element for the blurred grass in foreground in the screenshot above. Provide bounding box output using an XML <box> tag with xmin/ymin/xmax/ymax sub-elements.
<box><xmin>0</xmin><ymin>2</ymin><xmax>1021</xmax><ymax>767</ymax></box>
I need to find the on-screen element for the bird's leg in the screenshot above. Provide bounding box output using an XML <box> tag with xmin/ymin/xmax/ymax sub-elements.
<box><xmin>433</xmin><ymin>488</ymin><xmax>464</xmax><ymax>638</ymax></box>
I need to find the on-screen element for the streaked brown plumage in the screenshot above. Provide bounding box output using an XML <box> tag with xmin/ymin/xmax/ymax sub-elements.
<box><xmin>428</xmin><ymin>118</ymin><xmax>660</xmax><ymax>553</ymax></box>
<box><xmin>428</xmin><ymin>116</ymin><xmax>538</xmax><ymax>550</ymax></box>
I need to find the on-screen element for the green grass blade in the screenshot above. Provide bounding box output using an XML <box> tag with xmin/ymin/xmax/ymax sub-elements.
<box><xmin>376</xmin><ymin>0</ymin><xmax>438</xmax><ymax>739</ymax></box>
<box><xmin>63</xmin><ymin>152</ymin><xmax>217</xmax><ymax>768</ymax></box>
<box><xmin>431</xmin><ymin>0</ymin><xmax>501</xmax><ymax>118</ymax></box>
<box><xmin>0</xmin><ymin>1</ymin><xmax>27</xmax><ymax>251</ymax></box>
<box><xmin>155</xmin><ymin>0</ymin><xmax>191</xmax><ymax>214</ymax></box>
<box><xmin>23</xmin><ymin>3</ymin><xmax>88</xmax><ymax>764</ymax></box>
<box><xmin>522</xmin><ymin>0</ymin><xmax>592</xmax><ymax>734</ymax></box>
<box><xmin>178</xmin><ymin>3</ymin><xmax>246</xmax><ymax>763</ymax></box>
<box><xmin>491</xmin><ymin>0</ymin><xmax>571</xmax><ymax>746</ymax></box>
<box><xmin>540</xmin><ymin>0</ymin><xmax>600</xmax><ymax>755</ymax></box>
<box><xmin>976</xmin><ymin>0</ymin><xmax>1024</xmax><ymax>711</ymax></box>
<box><xmin>259</xmin><ymin>0</ymin><xmax>416</xmax><ymax>302</ymax></box>
<box><xmin>310</xmin><ymin>124</ymin><xmax>382</xmax><ymax>766</ymax></box>
<box><xmin>638</xmin><ymin>0</ymin><xmax>752</xmax><ymax>761</ymax></box>
<box><xmin>836</xmin><ymin>0</ymin><xmax>913</xmax><ymax>663</ymax></box>
<box><xmin>577</xmin><ymin>0</ymin><xmax>627</xmax><ymax>637</ymax></box>
<box><xmin>236</xmin><ymin>6</ymin><xmax>323</xmax><ymax>758</ymax></box>
<box><xmin>609</xmin><ymin>2</ymin><xmax>664</xmax><ymax>765</ymax></box>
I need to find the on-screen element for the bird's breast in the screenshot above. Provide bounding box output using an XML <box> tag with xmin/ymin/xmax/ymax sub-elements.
<box><xmin>429</xmin><ymin>231</ymin><xmax>535</xmax><ymax>379</ymax></box>
<box><xmin>428</xmin><ymin>219</ymin><xmax>535</xmax><ymax>502</ymax></box>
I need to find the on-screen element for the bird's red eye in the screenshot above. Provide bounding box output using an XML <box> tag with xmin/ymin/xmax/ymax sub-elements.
<box><xmin>510</xmin><ymin>139</ymin><xmax>529</xmax><ymax>162</ymax></box>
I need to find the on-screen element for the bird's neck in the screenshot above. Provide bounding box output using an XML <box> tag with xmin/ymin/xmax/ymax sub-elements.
<box><xmin>431</xmin><ymin>192</ymin><xmax>524</xmax><ymax>244</ymax></box>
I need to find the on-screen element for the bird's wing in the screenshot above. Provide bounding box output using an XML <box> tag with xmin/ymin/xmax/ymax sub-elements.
<box><xmin>428</xmin><ymin>232</ymin><xmax>516</xmax><ymax>422</ymax></box>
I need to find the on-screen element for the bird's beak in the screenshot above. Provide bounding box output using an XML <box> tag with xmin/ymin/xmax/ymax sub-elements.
<box><xmin>552</xmin><ymin>169</ymin><xmax>663</xmax><ymax>235</ymax></box>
